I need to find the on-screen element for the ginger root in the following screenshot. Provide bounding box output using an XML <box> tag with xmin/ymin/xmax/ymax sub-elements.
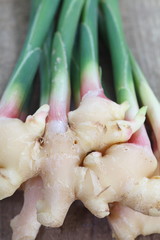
<box><xmin>83</xmin><ymin>143</ymin><xmax>160</xmax><ymax>215</ymax></box>
<box><xmin>36</xmin><ymin>95</ymin><xmax>146</xmax><ymax>227</ymax></box>
<box><xmin>0</xmin><ymin>105</ymin><xmax>49</xmax><ymax>200</ymax></box>
<box><xmin>4</xmin><ymin>95</ymin><xmax>146</xmax><ymax>231</ymax></box>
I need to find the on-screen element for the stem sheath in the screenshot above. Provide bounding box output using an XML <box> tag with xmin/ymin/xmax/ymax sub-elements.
<box><xmin>49</xmin><ymin>0</ymin><xmax>85</xmax><ymax>122</ymax></box>
<box><xmin>80</xmin><ymin>0</ymin><xmax>103</xmax><ymax>98</ymax></box>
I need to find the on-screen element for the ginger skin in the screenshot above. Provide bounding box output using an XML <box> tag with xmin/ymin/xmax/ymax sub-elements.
<box><xmin>107</xmin><ymin>145</ymin><xmax>160</xmax><ymax>240</ymax></box>
<box><xmin>83</xmin><ymin>143</ymin><xmax>160</xmax><ymax>216</ymax></box>
<box><xmin>37</xmin><ymin>122</ymin><xmax>108</xmax><ymax>227</ymax></box>
<box><xmin>11</xmin><ymin>177</ymin><xmax>42</xmax><ymax>240</ymax></box>
<box><xmin>68</xmin><ymin>95</ymin><xmax>145</xmax><ymax>153</ymax></box>
<box><xmin>0</xmin><ymin>105</ymin><xmax>49</xmax><ymax>200</ymax></box>
<box><xmin>108</xmin><ymin>203</ymin><xmax>160</xmax><ymax>240</ymax></box>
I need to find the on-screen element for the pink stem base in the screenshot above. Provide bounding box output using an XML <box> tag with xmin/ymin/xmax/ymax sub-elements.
<box><xmin>128</xmin><ymin>126</ymin><xmax>151</xmax><ymax>148</ymax></box>
<box><xmin>80</xmin><ymin>73</ymin><xmax>104</xmax><ymax>99</ymax></box>
<box><xmin>80</xmin><ymin>79</ymin><xmax>109</xmax><ymax>100</ymax></box>
<box><xmin>0</xmin><ymin>102</ymin><xmax>19</xmax><ymax>118</ymax></box>
<box><xmin>48</xmin><ymin>97</ymin><xmax>69</xmax><ymax>124</ymax></box>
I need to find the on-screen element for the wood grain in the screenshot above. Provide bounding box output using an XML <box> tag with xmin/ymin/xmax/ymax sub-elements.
<box><xmin>0</xmin><ymin>0</ymin><xmax>160</xmax><ymax>239</ymax></box>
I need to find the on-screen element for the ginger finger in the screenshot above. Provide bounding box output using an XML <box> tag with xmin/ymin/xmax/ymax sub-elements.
<box><xmin>83</xmin><ymin>143</ymin><xmax>159</xmax><ymax>215</ymax></box>
<box><xmin>68</xmin><ymin>95</ymin><xmax>146</xmax><ymax>152</ymax></box>
<box><xmin>11</xmin><ymin>177</ymin><xmax>42</xmax><ymax>240</ymax></box>
<box><xmin>109</xmin><ymin>203</ymin><xmax>160</xmax><ymax>240</ymax></box>
<box><xmin>0</xmin><ymin>105</ymin><xmax>49</xmax><ymax>200</ymax></box>
<box><xmin>75</xmin><ymin>166</ymin><xmax>110</xmax><ymax>218</ymax></box>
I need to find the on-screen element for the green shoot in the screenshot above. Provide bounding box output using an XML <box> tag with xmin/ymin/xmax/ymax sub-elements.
<box><xmin>0</xmin><ymin>0</ymin><xmax>60</xmax><ymax>117</ymax></box>
<box><xmin>40</xmin><ymin>29</ymin><xmax>53</xmax><ymax>106</ymax></box>
<box><xmin>49</xmin><ymin>0</ymin><xmax>85</xmax><ymax>121</ymax></box>
<box><xmin>71</xmin><ymin>40</ymin><xmax>81</xmax><ymax>107</ymax></box>
<box><xmin>80</xmin><ymin>0</ymin><xmax>103</xmax><ymax>97</ymax></box>
<box><xmin>100</xmin><ymin>0</ymin><xmax>138</xmax><ymax>118</ymax></box>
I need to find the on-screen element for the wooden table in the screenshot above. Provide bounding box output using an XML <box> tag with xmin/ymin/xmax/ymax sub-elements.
<box><xmin>0</xmin><ymin>0</ymin><xmax>160</xmax><ymax>239</ymax></box>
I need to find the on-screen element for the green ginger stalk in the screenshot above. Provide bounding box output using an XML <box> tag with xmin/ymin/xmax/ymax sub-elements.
<box><xmin>48</xmin><ymin>0</ymin><xmax>85</xmax><ymax>124</ymax></box>
<box><xmin>0</xmin><ymin>0</ymin><xmax>60</xmax><ymax>118</ymax></box>
<box><xmin>80</xmin><ymin>0</ymin><xmax>103</xmax><ymax>97</ymax></box>
<box><xmin>40</xmin><ymin>29</ymin><xmax>53</xmax><ymax>105</ymax></box>
<box><xmin>71</xmin><ymin>41</ymin><xmax>81</xmax><ymax>107</ymax></box>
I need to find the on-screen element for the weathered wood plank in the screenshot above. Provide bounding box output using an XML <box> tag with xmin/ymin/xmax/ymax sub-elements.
<box><xmin>0</xmin><ymin>0</ymin><xmax>160</xmax><ymax>239</ymax></box>
<box><xmin>120</xmin><ymin>0</ymin><xmax>160</xmax><ymax>99</ymax></box>
<box><xmin>0</xmin><ymin>0</ymin><xmax>29</xmax><ymax>97</ymax></box>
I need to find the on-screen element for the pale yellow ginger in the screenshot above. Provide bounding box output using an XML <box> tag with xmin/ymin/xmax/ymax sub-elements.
<box><xmin>11</xmin><ymin>177</ymin><xmax>42</xmax><ymax>240</ymax></box>
<box><xmin>83</xmin><ymin>143</ymin><xmax>160</xmax><ymax>216</ymax></box>
<box><xmin>68</xmin><ymin>95</ymin><xmax>146</xmax><ymax>152</ymax></box>
<box><xmin>0</xmin><ymin>105</ymin><xmax>49</xmax><ymax>200</ymax></box>
<box><xmin>6</xmin><ymin>95</ymin><xmax>146</xmax><ymax>231</ymax></box>
<box><xmin>36</xmin><ymin>95</ymin><xmax>146</xmax><ymax>228</ymax></box>
<box><xmin>108</xmin><ymin>203</ymin><xmax>160</xmax><ymax>240</ymax></box>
